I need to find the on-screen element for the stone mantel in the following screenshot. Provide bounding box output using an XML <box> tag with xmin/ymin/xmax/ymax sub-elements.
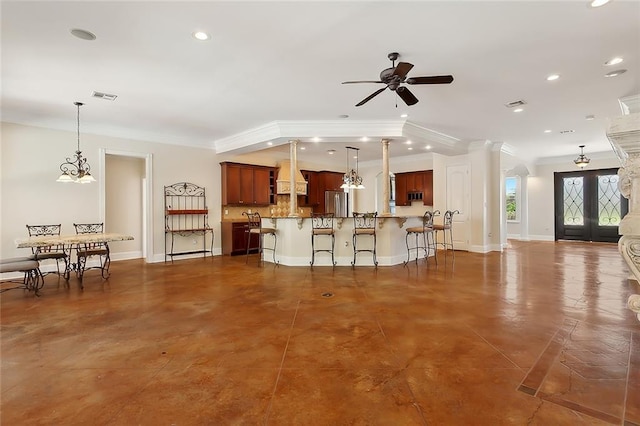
<box><xmin>607</xmin><ymin>105</ymin><xmax>640</xmax><ymax>322</ymax></box>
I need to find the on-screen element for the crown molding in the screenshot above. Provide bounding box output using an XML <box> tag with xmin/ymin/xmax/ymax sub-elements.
<box><xmin>212</xmin><ymin>119</ymin><xmax>462</xmax><ymax>155</ymax></box>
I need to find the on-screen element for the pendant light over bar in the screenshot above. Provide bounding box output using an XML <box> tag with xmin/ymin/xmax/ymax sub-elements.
<box><xmin>340</xmin><ymin>146</ymin><xmax>364</xmax><ymax>190</ymax></box>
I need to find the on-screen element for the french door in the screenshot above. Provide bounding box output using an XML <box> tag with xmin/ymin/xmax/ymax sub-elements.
<box><xmin>554</xmin><ymin>168</ymin><xmax>628</xmax><ymax>242</ymax></box>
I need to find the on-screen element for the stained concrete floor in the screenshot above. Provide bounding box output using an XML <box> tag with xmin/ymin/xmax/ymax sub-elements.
<box><xmin>1</xmin><ymin>241</ymin><xmax>638</xmax><ymax>425</ymax></box>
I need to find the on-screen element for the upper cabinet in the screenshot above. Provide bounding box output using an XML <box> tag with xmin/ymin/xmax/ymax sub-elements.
<box><xmin>395</xmin><ymin>170</ymin><xmax>433</xmax><ymax>206</ymax></box>
<box><xmin>221</xmin><ymin>162</ymin><xmax>275</xmax><ymax>206</ymax></box>
<box><xmin>301</xmin><ymin>170</ymin><xmax>319</xmax><ymax>207</ymax></box>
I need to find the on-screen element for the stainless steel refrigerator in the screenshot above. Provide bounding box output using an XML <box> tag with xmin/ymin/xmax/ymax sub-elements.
<box><xmin>325</xmin><ymin>190</ymin><xmax>348</xmax><ymax>217</ymax></box>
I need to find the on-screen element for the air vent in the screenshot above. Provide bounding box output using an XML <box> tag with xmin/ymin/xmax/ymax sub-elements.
<box><xmin>92</xmin><ymin>91</ymin><xmax>117</xmax><ymax>101</ymax></box>
<box><xmin>504</xmin><ymin>100</ymin><xmax>527</xmax><ymax>108</ymax></box>
<box><xmin>559</xmin><ymin>129</ymin><xmax>575</xmax><ymax>134</ymax></box>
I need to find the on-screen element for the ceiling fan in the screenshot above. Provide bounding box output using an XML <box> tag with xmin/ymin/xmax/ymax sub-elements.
<box><xmin>342</xmin><ymin>52</ymin><xmax>454</xmax><ymax>107</ymax></box>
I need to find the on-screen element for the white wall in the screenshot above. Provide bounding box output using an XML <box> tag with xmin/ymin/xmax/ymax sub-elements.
<box><xmin>1</xmin><ymin>122</ymin><xmax>219</xmax><ymax>262</ymax></box>
<box><xmin>527</xmin><ymin>155</ymin><xmax>622</xmax><ymax>240</ymax></box>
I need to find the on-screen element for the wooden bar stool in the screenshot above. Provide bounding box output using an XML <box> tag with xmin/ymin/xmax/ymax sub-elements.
<box><xmin>404</xmin><ymin>210</ymin><xmax>436</xmax><ymax>265</ymax></box>
<box><xmin>433</xmin><ymin>210</ymin><xmax>459</xmax><ymax>260</ymax></box>
<box><xmin>310</xmin><ymin>213</ymin><xmax>336</xmax><ymax>267</ymax></box>
<box><xmin>244</xmin><ymin>212</ymin><xmax>278</xmax><ymax>265</ymax></box>
<box><xmin>352</xmin><ymin>212</ymin><xmax>378</xmax><ymax>267</ymax></box>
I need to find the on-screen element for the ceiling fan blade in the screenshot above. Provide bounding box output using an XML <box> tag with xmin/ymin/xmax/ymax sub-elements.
<box><xmin>396</xmin><ymin>86</ymin><xmax>419</xmax><ymax>106</ymax></box>
<box><xmin>355</xmin><ymin>87</ymin><xmax>387</xmax><ymax>107</ymax></box>
<box><xmin>342</xmin><ymin>80</ymin><xmax>384</xmax><ymax>84</ymax></box>
<box><xmin>406</xmin><ymin>75</ymin><xmax>454</xmax><ymax>85</ymax></box>
<box><xmin>392</xmin><ymin>62</ymin><xmax>414</xmax><ymax>79</ymax></box>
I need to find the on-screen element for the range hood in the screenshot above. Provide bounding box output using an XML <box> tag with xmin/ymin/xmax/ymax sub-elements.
<box><xmin>276</xmin><ymin>160</ymin><xmax>307</xmax><ymax>195</ymax></box>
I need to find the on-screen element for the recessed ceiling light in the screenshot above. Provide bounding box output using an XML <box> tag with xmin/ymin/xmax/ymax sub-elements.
<box><xmin>425</xmin><ymin>145</ymin><xmax>431</xmax><ymax>150</ymax></box>
<box><xmin>70</xmin><ymin>29</ymin><xmax>96</xmax><ymax>41</ymax></box>
<box><xmin>605</xmin><ymin>69</ymin><xmax>627</xmax><ymax>77</ymax></box>
<box><xmin>300</xmin><ymin>146</ymin><xmax>306</xmax><ymax>150</ymax></box>
<box><xmin>544</xmin><ymin>129</ymin><xmax>552</xmax><ymax>133</ymax></box>
<box><xmin>338</xmin><ymin>114</ymin><xmax>349</xmax><ymax>119</ymax></box>
<box><xmin>400</xmin><ymin>113</ymin><xmax>408</xmax><ymax>118</ymax></box>
<box><xmin>327</xmin><ymin>149</ymin><xmax>336</xmax><ymax>155</ymax></box>
<box><xmin>513</xmin><ymin>108</ymin><xmax>524</xmax><ymax>113</ymax></box>
<box><xmin>546</xmin><ymin>74</ymin><xmax>560</xmax><ymax>81</ymax></box>
<box><xmin>408</xmin><ymin>147</ymin><xmax>413</xmax><ymax>151</ymax></box>
<box><xmin>406</xmin><ymin>140</ymin><xmax>412</xmax><ymax>145</ymax></box>
<box><xmin>605</xmin><ymin>57</ymin><xmax>623</xmax><ymax>66</ymax></box>
<box><xmin>585</xmin><ymin>115</ymin><xmax>595</xmax><ymax>120</ymax></box>
<box><xmin>192</xmin><ymin>31</ymin><xmax>210</xmax><ymax>41</ymax></box>
<box><xmin>312</xmin><ymin>137</ymin><xmax>321</xmax><ymax>142</ymax></box>
<box><xmin>590</xmin><ymin>0</ymin><xmax>611</xmax><ymax>7</ymax></box>
<box><xmin>360</xmin><ymin>137</ymin><xmax>369</xmax><ymax>142</ymax></box>
<box><xmin>267</xmin><ymin>141</ymin><xmax>273</xmax><ymax>146</ymax></box>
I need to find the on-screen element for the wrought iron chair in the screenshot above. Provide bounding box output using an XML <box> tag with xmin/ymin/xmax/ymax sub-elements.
<box><xmin>310</xmin><ymin>213</ymin><xmax>336</xmax><ymax>267</ymax></box>
<box><xmin>73</xmin><ymin>223</ymin><xmax>110</xmax><ymax>284</ymax></box>
<box><xmin>26</xmin><ymin>224</ymin><xmax>69</xmax><ymax>280</ymax></box>
<box><xmin>243</xmin><ymin>212</ymin><xmax>278</xmax><ymax>265</ymax></box>
<box><xmin>404</xmin><ymin>210</ymin><xmax>436</xmax><ymax>265</ymax></box>
<box><xmin>433</xmin><ymin>210</ymin><xmax>459</xmax><ymax>260</ymax></box>
<box><xmin>352</xmin><ymin>212</ymin><xmax>378</xmax><ymax>267</ymax></box>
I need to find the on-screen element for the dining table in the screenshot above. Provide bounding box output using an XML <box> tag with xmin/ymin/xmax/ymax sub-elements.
<box><xmin>15</xmin><ymin>233</ymin><xmax>134</xmax><ymax>282</ymax></box>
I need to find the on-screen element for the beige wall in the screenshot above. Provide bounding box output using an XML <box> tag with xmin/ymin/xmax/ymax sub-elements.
<box><xmin>1</xmin><ymin>122</ymin><xmax>218</xmax><ymax>262</ymax></box>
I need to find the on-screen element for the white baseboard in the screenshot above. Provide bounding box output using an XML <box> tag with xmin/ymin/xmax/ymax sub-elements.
<box><xmin>528</xmin><ymin>235</ymin><xmax>555</xmax><ymax>241</ymax></box>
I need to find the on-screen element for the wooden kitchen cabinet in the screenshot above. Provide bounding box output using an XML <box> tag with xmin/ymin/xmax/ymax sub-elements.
<box><xmin>394</xmin><ymin>170</ymin><xmax>433</xmax><ymax>206</ymax></box>
<box><xmin>221</xmin><ymin>221</ymin><xmax>259</xmax><ymax>255</ymax></box>
<box><xmin>422</xmin><ymin>170</ymin><xmax>433</xmax><ymax>206</ymax></box>
<box><xmin>301</xmin><ymin>170</ymin><xmax>319</xmax><ymax>207</ymax></box>
<box><xmin>316</xmin><ymin>171</ymin><xmax>344</xmax><ymax>213</ymax></box>
<box><xmin>221</xmin><ymin>162</ymin><xmax>274</xmax><ymax>206</ymax></box>
<box><xmin>395</xmin><ymin>173</ymin><xmax>408</xmax><ymax>206</ymax></box>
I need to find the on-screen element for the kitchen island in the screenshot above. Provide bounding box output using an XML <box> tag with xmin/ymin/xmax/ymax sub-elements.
<box><xmin>259</xmin><ymin>215</ymin><xmax>431</xmax><ymax>266</ymax></box>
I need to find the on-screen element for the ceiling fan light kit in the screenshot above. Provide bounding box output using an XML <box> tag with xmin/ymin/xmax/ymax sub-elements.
<box><xmin>342</xmin><ymin>52</ymin><xmax>454</xmax><ymax>107</ymax></box>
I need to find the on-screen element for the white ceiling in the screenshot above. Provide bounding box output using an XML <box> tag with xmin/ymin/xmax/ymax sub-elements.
<box><xmin>2</xmin><ymin>1</ymin><xmax>639</xmax><ymax>165</ymax></box>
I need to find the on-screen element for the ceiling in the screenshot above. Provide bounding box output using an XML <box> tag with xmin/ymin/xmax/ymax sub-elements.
<box><xmin>2</xmin><ymin>1</ymin><xmax>639</xmax><ymax>166</ymax></box>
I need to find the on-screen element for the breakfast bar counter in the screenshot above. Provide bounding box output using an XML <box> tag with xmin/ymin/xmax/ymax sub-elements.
<box><xmin>260</xmin><ymin>215</ymin><xmax>429</xmax><ymax>266</ymax></box>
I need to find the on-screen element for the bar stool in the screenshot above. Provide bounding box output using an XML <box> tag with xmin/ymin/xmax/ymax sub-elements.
<box><xmin>433</xmin><ymin>210</ymin><xmax>459</xmax><ymax>260</ymax></box>
<box><xmin>310</xmin><ymin>213</ymin><xmax>336</xmax><ymax>267</ymax></box>
<box><xmin>352</xmin><ymin>212</ymin><xmax>378</xmax><ymax>267</ymax></box>
<box><xmin>243</xmin><ymin>212</ymin><xmax>278</xmax><ymax>265</ymax></box>
<box><xmin>404</xmin><ymin>210</ymin><xmax>436</xmax><ymax>265</ymax></box>
<box><xmin>26</xmin><ymin>224</ymin><xmax>70</xmax><ymax>280</ymax></box>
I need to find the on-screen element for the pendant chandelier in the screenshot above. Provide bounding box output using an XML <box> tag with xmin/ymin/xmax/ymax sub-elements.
<box><xmin>573</xmin><ymin>145</ymin><xmax>591</xmax><ymax>169</ymax></box>
<box><xmin>57</xmin><ymin>101</ymin><xmax>96</xmax><ymax>183</ymax></box>
<box><xmin>340</xmin><ymin>146</ymin><xmax>365</xmax><ymax>190</ymax></box>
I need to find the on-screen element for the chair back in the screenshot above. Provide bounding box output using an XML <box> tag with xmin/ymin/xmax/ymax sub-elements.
<box><xmin>421</xmin><ymin>211</ymin><xmax>435</xmax><ymax>231</ymax></box>
<box><xmin>74</xmin><ymin>223</ymin><xmax>107</xmax><ymax>250</ymax></box>
<box><xmin>26</xmin><ymin>224</ymin><xmax>63</xmax><ymax>254</ymax></box>
<box><xmin>443</xmin><ymin>210</ymin><xmax>459</xmax><ymax>227</ymax></box>
<box><xmin>353</xmin><ymin>212</ymin><xmax>377</xmax><ymax>233</ymax></box>
<box><xmin>243</xmin><ymin>212</ymin><xmax>262</xmax><ymax>232</ymax></box>
<box><xmin>311</xmin><ymin>213</ymin><xmax>334</xmax><ymax>235</ymax></box>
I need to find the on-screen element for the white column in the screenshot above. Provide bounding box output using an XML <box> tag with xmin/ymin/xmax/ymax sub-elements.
<box><xmin>607</xmin><ymin>99</ymin><xmax>640</xmax><ymax>322</ymax></box>
<box><xmin>381</xmin><ymin>139</ymin><xmax>391</xmax><ymax>217</ymax></box>
<box><xmin>288</xmin><ymin>140</ymin><xmax>299</xmax><ymax>217</ymax></box>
